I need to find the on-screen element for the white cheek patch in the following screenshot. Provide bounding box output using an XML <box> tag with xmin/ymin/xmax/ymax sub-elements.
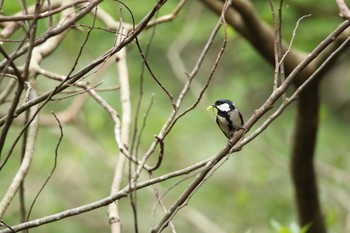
<box><xmin>217</xmin><ymin>103</ymin><xmax>230</xmax><ymax>112</ymax></box>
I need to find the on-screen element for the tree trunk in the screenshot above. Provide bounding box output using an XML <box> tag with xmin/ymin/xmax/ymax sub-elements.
<box><xmin>291</xmin><ymin>81</ymin><xmax>326</xmax><ymax>233</ymax></box>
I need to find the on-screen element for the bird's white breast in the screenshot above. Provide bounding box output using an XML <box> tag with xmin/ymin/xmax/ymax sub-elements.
<box><xmin>216</xmin><ymin>115</ymin><xmax>230</xmax><ymax>135</ymax></box>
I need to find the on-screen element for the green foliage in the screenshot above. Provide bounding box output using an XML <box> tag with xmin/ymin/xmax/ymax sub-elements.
<box><xmin>271</xmin><ymin>220</ymin><xmax>311</xmax><ymax>233</ymax></box>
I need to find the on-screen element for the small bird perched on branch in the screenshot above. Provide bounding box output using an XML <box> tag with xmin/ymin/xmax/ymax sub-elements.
<box><xmin>207</xmin><ymin>99</ymin><xmax>244</xmax><ymax>139</ymax></box>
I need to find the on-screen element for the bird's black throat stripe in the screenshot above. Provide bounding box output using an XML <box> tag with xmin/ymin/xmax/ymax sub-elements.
<box><xmin>217</xmin><ymin>111</ymin><xmax>235</xmax><ymax>131</ymax></box>
<box><xmin>225</xmin><ymin>114</ymin><xmax>235</xmax><ymax>131</ymax></box>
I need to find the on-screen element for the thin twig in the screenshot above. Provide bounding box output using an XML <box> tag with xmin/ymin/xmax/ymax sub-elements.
<box><xmin>134</xmin><ymin>94</ymin><xmax>155</xmax><ymax>158</ymax></box>
<box><xmin>134</xmin><ymin>38</ymin><xmax>175</xmax><ymax>108</ymax></box>
<box><xmin>148</xmin><ymin>136</ymin><xmax>164</xmax><ymax>171</ymax></box>
<box><xmin>130</xmin><ymin>6</ymin><xmax>157</xmax><ymax>156</ymax></box>
<box><xmin>51</xmin><ymin>82</ymin><xmax>103</xmax><ymax>100</ymax></box>
<box><xmin>279</xmin><ymin>14</ymin><xmax>312</xmax><ymax>65</ymax></box>
<box><xmin>278</xmin><ymin>0</ymin><xmax>286</xmax><ymax>99</ymax></box>
<box><xmin>0</xmin><ymin>220</ymin><xmax>15</xmax><ymax>233</ymax></box>
<box><xmin>269</xmin><ymin>0</ymin><xmax>281</xmax><ymax>91</ymax></box>
<box><xmin>26</xmin><ymin>112</ymin><xmax>63</xmax><ymax>221</ymax></box>
<box><xmin>146</xmin><ymin>0</ymin><xmax>187</xmax><ymax>29</ymax></box>
<box><xmin>66</xmin><ymin>4</ymin><xmax>98</xmax><ymax>79</ymax></box>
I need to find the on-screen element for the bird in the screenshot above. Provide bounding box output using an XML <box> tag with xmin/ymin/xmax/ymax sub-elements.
<box><xmin>207</xmin><ymin>99</ymin><xmax>244</xmax><ymax>139</ymax></box>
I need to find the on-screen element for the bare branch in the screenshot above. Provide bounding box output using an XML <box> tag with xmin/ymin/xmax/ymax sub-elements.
<box><xmin>0</xmin><ymin>0</ymin><xmax>169</xmax><ymax>127</ymax></box>
<box><xmin>0</xmin><ymin>89</ymin><xmax>39</xmax><ymax>218</ymax></box>
<box><xmin>146</xmin><ymin>0</ymin><xmax>187</xmax><ymax>29</ymax></box>
<box><xmin>335</xmin><ymin>0</ymin><xmax>350</xmax><ymax>19</ymax></box>
<box><xmin>108</xmin><ymin>26</ymin><xmax>131</xmax><ymax>233</ymax></box>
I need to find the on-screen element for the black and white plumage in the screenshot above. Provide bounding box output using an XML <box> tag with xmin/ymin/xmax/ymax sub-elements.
<box><xmin>208</xmin><ymin>99</ymin><xmax>244</xmax><ymax>139</ymax></box>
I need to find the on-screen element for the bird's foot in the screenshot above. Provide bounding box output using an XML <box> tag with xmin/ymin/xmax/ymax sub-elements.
<box><xmin>238</xmin><ymin>126</ymin><xmax>246</xmax><ymax>131</ymax></box>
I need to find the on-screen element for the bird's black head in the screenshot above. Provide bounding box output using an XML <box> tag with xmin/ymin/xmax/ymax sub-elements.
<box><xmin>213</xmin><ymin>99</ymin><xmax>235</xmax><ymax>113</ymax></box>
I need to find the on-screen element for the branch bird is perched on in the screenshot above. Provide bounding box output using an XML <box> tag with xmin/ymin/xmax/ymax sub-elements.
<box><xmin>207</xmin><ymin>99</ymin><xmax>244</xmax><ymax>139</ymax></box>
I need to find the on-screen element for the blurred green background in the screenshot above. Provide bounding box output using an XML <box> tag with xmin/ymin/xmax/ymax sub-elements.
<box><xmin>1</xmin><ymin>0</ymin><xmax>350</xmax><ymax>232</ymax></box>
